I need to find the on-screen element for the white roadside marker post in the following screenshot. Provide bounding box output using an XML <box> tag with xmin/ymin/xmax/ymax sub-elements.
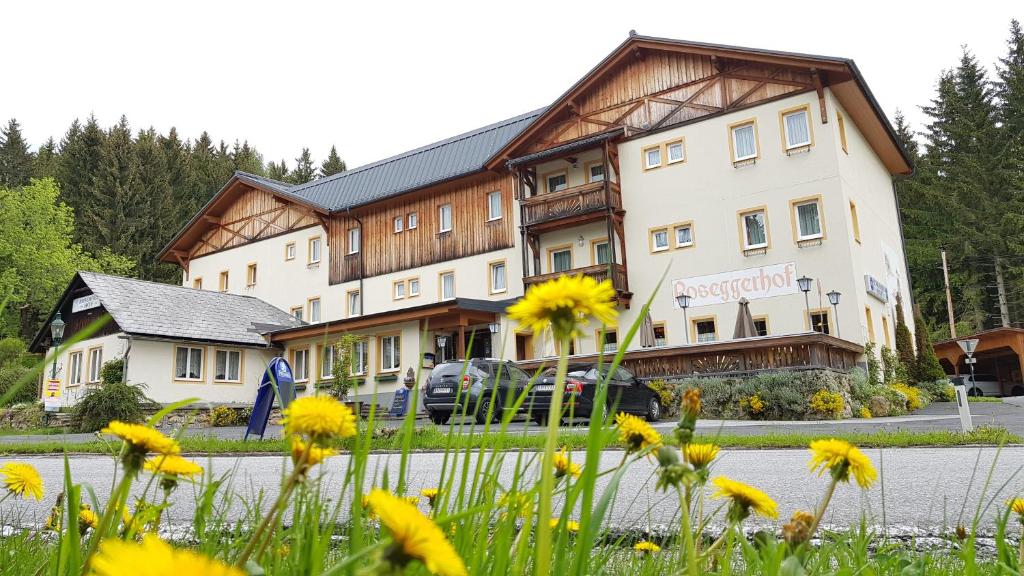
<box><xmin>954</xmin><ymin>338</ymin><xmax>979</xmax><ymax>433</ymax></box>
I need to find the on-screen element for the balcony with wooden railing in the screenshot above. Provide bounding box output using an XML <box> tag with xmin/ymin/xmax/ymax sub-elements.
<box><xmin>524</xmin><ymin>263</ymin><xmax>629</xmax><ymax>293</ymax></box>
<box><xmin>521</xmin><ymin>181</ymin><xmax>622</xmax><ymax>230</ymax></box>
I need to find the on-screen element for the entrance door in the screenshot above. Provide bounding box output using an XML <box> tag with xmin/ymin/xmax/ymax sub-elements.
<box><xmin>465</xmin><ymin>329</ymin><xmax>492</xmax><ymax>359</ymax></box>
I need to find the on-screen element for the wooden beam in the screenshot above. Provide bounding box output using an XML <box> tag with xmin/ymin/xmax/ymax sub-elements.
<box><xmin>811</xmin><ymin>70</ymin><xmax>828</xmax><ymax>124</ymax></box>
<box><xmin>202</xmin><ymin>215</ymin><xmax>221</xmax><ymax>224</ymax></box>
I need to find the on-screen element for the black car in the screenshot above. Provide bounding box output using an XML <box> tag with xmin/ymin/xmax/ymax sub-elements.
<box><xmin>523</xmin><ymin>363</ymin><xmax>661</xmax><ymax>424</ymax></box>
<box><xmin>422</xmin><ymin>359</ymin><xmax>532</xmax><ymax>425</ymax></box>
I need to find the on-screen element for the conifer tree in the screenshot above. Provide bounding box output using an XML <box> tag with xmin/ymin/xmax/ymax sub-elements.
<box><xmin>83</xmin><ymin>116</ymin><xmax>147</xmax><ymax>258</ymax></box>
<box><xmin>267</xmin><ymin>159</ymin><xmax>289</xmax><ymax>182</ymax></box>
<box><xmin>0</xmin><ymin>118</ymin><xmax>35</xmax><ymax>188</ymax></box>
<box><xmin>56</xmin><ymin>116</ymin><xmax>105</xmax><ymax>233</ymax></box>
<box><xmin>231</xmin><ymin>140</ymin><xmax>264</xmax><ymax>175</ymax></box>
<box><xmin>894</xmin><ymin>297</ymin><xmax>916</xmax><ymax>380</ymax></box>
<box><xmin>33</xmin><ymin>137</ymin><xmax>59</xmax><ymax>180</ymax></box>
<box><xmin>134</xmin><ymin>127</ymin><xmax>173</xmax><ymax>281</ymax></box>
<box><xmin>290</xmin><ymin>148</ymin><xmax>316</xmax><ymax>184</ymax></box>
<box><xmin>319</xmin><ymin>145</ymin><xmax>347</xmax><ymax>177</ymax></box>
<box><xmin>913</xmin><ymin>305</ymin><xmax>947</xmax><ymax>382</ymax></box>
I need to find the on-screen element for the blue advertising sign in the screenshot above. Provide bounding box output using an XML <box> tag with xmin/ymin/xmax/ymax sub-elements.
<box><xmin>244</xmin><ymin>357</ymin><xmax>295</xmax><ymax>440</ymax></box>
<box><xmin>390</xmin><ymin>388</ymin><xmax>410</xmax><ymax>417</ymax></box>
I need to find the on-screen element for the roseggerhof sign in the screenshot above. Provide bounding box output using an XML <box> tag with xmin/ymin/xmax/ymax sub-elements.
<box><xmin>672</xmin><ymin>262</ymin><xmax>799</xmax><ymax>308</ymax></box>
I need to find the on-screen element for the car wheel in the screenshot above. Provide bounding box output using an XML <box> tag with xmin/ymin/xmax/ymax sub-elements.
<box><xmin>475</xmin><ymin>395</ymin><xmax>499</xmax><ymax>425</ymax></box>
<box><xmin>428</xmin><ymin>411</ymin><xmax>450</xmax><ymax>425</ymax></box>
<box><xmin>1011</xmin><ymin>385</ymin><xmax>1024</xmax><ymax>397</ymax></box>
<box><xmin>967</xmin><ymin>387</ymin><xmax>984</xmax><ymax>397</ymax></box>
<box><xmin>532</xmin><ymin>411</ymin><xmax>549</xmax><ymax>426</ymax></box>
<box><xmin>645</xmin><ymin>397</ymin><xmax>662</xmax><ymax>422</ymax></box>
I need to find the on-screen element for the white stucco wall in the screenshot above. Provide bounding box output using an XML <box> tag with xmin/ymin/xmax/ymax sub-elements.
<box><xmin>45</xmin><ymin>332</ymin><xmax>129</xmax><ymax>407</ymax></box>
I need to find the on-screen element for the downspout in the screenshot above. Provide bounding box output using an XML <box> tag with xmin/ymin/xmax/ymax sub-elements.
<box><xmin>346</xmin><ymin>207</ymin><xmax>365</xmax><ymax>315</ymax></box>
<box><xmin>122</xmin><ymin>334</ymin><xmax>132</xmax><ymax>384</ymax></box>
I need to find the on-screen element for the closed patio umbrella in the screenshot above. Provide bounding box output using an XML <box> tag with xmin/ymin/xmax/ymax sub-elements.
<box><xmin>733</xmin><ymin>298</ymin><xmax>758</xmax><ymax>339</ymax></box>
<box><xmin>639</xmin><ymin>312</ymin><xmax>656</xmax><ymax>348</ymax></box>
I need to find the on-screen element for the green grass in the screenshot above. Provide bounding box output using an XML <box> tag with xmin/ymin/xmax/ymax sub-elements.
<box><xmin>967</xmin><ymin>396</ymin><xmax>1005</xmax><ymax>403</ymax></box>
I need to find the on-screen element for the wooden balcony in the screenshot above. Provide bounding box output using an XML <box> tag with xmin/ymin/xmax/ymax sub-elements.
<box><xmin>524</xmin><ymin>263</ymin><xmax>629</xmax><ymax>294</ymax></box>
<box><xmin>521</xmin><ymin>181</ymin><xmax>622</xmax><ymax>230</ymax></box>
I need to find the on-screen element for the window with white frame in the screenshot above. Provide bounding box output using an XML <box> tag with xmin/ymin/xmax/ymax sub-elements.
<box><xmin>440</xmin><ymin>271</ymin><xmax>455</xmax><ymax>300</ymax></box>
<box><xmin>246</xmin><ymin>263</ymin><xmax>257</xmax><ymax>286</ymax></box>
<box><xmin>408</xmin><ymin>278</ymin><xmax>420</xmax><ymax>297</ymax></box>
<box><xmin>731</xmin><ymin>122</ymin><xmax>758</xmax><ymax>161</ymax></box>
<box><xmin>594</xmin><ymin>240</ymin><xmax>610</xmax><ymax>265</ymax></box>
<box><xmin>285</xmin><ymin>242</ymin><xmax>296</xmax><ymax>260</ymax></box>
<box><xmin>644</xmin><ymin>146</ymin><xmax>662</xmax><ymax>169</ymax></box>
<box><xmin>487</xmin><ymin>191</ymin><xmax>502</xmax><ymax>220</ymax></box>
<box><xmin>439</xmin><ymin>204</ymin><xmax>453</xmax><ymax>232</ymax></box>
<box><xmin>783</xmin><ymin>108</ymin><xmax>811</xmax><ymax>149</ymax></box>
<box><xmin>219</xmin><ymin>271</ymin><xmax>229</xmax><ymax>292</ymax></box>
<box><xmin>694</xmin><ymin>319</ymin><xmax>717</xmax><ymax>343</ymax></box>
<box><xmin>651</xmin><ymin>228</ymin><xmax>669</xmax><ymax>252</ymax></box>
<box><xmin>308</xmin><ymin>237</ymin><xmax>322</xmax><ymax>264</ymax></box>
<box><xmin>351</xmin><ymin>340</ymin><xmax>368</xmax><ymax>375</ymax></box>
<box><xmin>794</xmin><ymin>200</ymin><xmax>823</xmax><ymax>240</ymax></box>
<box><xmin>291</xmin><ymin>306</ymin><xmax>303</xmax><ymax>321</ymax></box>
<box><xmin>546</xmin><ymin>172</ymin><xmax>567</xmax><ymax>193</ymax></box>
<box><xmin>666</xmin><ymin>140</ymin><xmax>685</xmax><ymax>164</ymax></box>
<box><xmin>653</xmin><ymin>323</ymin><xmax>667</xmax><ymax>347</ymax></box>
<box><xmin>674</xmin><ymin>224</ymin><xmax>693</xmax><ymax>248</ymax></box>
<box><xmin>408</xmin><ymin>212</ymin><xmax>418</xmax><ymax>229</ymax></box>
<box><xmin>741</xmin><ymin>210</ymin><xmax>768</xmax><ymax>249</ymax></box>
<box><xmin>588</xmin><ymin>163</ymin><xmax>605</xmax><ymax>182</ymax></box>
<box><xmin>68</xmin><ymin>351</ymin><xmax>83</xmax><ymax>386</ymax></box>
<box><xmin>380</xmin><ymin>335</ymin><xmax>401</xmax><ymax>372</ymax></box>
<box><xmin>174</xmin><ymin>346</ymin><xmax>203</xmax><ymax>380</ymax></box>
<box><xmin>551</xmin><ymin>248</ymin><xmax>572</xmax><ymax>273</ymax></box>
<box><xmin>347</xmin><ymin>291</ymin><xmax>361</xmax><ymax>317</ymax></box>
<box><xmin>347</xmin><ymin>229</ymin><xmax>360</xmax><ymax>254</ymax></box>
<box><xmin>600</xmin><ymin>329</ymin><xmax>618</xmax><ymax>352</ymax></box>
<box><xmin>320</xmin><ymin>345</ymin><xmax>334</xmax><ymax>380</ymax></box>
<box><xmin>393</xmin><ymin>281</ymin><xmax>406</xmax><ymax>300</ymax></box>
<box><xmin>292</xmin><ymin>348</ymin><xmax>309</xmax><ymax>381</ymax></box>
<box><xmin>308</xmin><ymin>298</ymin><xmax>321</xmax><ymax>322</ymax></box>
<box><xmin>214</xmin><ymin>349</ymin><xmax>241</xmax><ymax>382</ymax></box>
<box><xmin>393</xmin><ymin>216</ymin><xmax>403</xmax><ymax>233</ymax></box>
<box><xmin>88</xmin><ymin>348</ymin><xmax>103</xmax><ymax>383</ymax></box>
<box><xmin>490</xmin><ymin>261</ymin><xmax>506</xmax><ymax>293</ymax></box>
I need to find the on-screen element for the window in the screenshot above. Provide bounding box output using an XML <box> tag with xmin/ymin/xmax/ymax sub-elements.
<box><xmin>408</xmin><ymin>278</ymin><xmax>420</xmax><ymax>297</ymax></box>
<box><xmin>308</xmin><ymin>236</ymin><xmax>322</xmax><ymax>264</ymax></box>
<box><xmin>550</xmin><ymin>247</ymin><xmax>572</xmax><ymax>273</ymax></box>
<box><xmin>351</xmin><ymin>340</ymin><xmax>368</xmax><ymax>375</ymax></box>
<box><xmin>320</xmin><ymin>344</ymin><xmax>334</xmax><ymax>380</ymax></box>
<box><xmin>192</xmin><ymin>277</ymin><xmax>202</xmax><ymax>290</ymax></box>
<box><xmin>393</xmin><ymin>216</ymin><xmax>403</xmax><ymax>233</ymax></box>
<box><xmin>587</xmin><ymin>162</ymin><xmax>605</xmax><ymax>183</ymax></box>
<box><xmin>393</xmin><ymin>281</ymin><xmax>406</xmax><ymax>300</ymax></box>
<box><xmin>246</xmin><ymin>263</ymin><xmax>257</xmax><ymax>286</ymax></box>
<box><xmin>218</xmin><ymin>271</ymin><xmax>229</xmax><ymax>292</ymax></box>
<box><xmin>285</xmin><ymin>242</ymin><xmax>296</xmax><ymax>261</ymax></box>
<box><xmin>291</xmin><ymin>306</ymin><xmax>303</xmax><ymax>321</ymax></box>
<box><xmin>408</xmin><ymin>212</ymin><xmax>418</xmax><ymax>229</ymax></box>
<box><xmin>68</xmin><ymin>351</ymin><xmax>83</xmax><ymax>386</ymax></box>
<box><xmin>87</xmin><ymin>347</ymin><xmax>103</xmax><ymax>383</ymax></box>
<box><xmin>308</xmin><ymin>298</ymin><xmax>321</xmax><ymax>322</ymax></box>
<box><xmin>515</xmin><ymin>333</ymin><xmax>534</xmax><ymax>361</ymax></box>
<box><xmin>292</xmin><ymin>348</ymin><xmax>309</xmax><ymax>382</ymax></box>
<box><xmin>347</xmin><ymin>290</ymin><xmax>361</xmax><ymax>317</ymax></box>
<box><xmin>809</xmin><ymin>310</ymin><xmax>831</xmax><ymax>335</ymax></box>
<box><xmin>837</xmin><ymin>111</ymin><xmax>848</xmax><ymax>153</ymax></box>
<box><xmin>653</xmin><ymin>322</ymin><xmax>667</xmax><ymax>347</ymax></box>
<box><xmin>598</xmin><ymin>328</ymin><xmax>618</xmax><ymax>353</ymax></box>
<box><xmin>673</xmin><ymin>223</ymin><xmax>693</xmax><ymax>248</ymax></box>
<box><xmin>882</xmin><ymin>316</ymin><xmax>892</xmax><ymax>348</ymax></box>
<box><xmin>693</xmin><ymin>318</ymin><xmax>717</xmax><ymax>343</ymax></box>
<box><xmin>439</xmin><ymin>204</ymin><xmax>453</xmax><ymax>233</ymax></box>
<box><xmin>849</xmin><ymin>201</ymin><xmax>861</xmax><ymax>243</ymax></box>
<box><xmin>865</xmin><ymin>307</ymin><xmax>875</xmax><ymax>342</ymax></box>
<box><xmin>781</xmin><ymin>107</ymin><xmax>812</xmax><ymax>149</ymax></box>
<box><xmin>546</xmin><ymin>172</ymin><xmax>567</xmax><ymax>193</ymax></box>
<box><xmin>740</xmin><ymin>209</ymin><xmax>769</xmax><ymax>250</ymax></box>
<box><xmin>643</xmin><ymin>146</ymin><xmax>662</xmax><ymax>169</ymax></box>
<box><xmin>379</xmin><ymin>334</ymin><xmax>401</xmax><ymax>372</ymax></box>
<box><xmin>793</xmin><ymin>198</ymin><xmax>823</xmax><ymax>240</ymax></box>
<box><xmin>214</xmin><ymin>349</ymin><xmax>241</xmax><ymax>382</ymax></box>
<box><xmin>347</xmin><ymin>228</ymin><xmax>360</xmax><ymax>254</ymax></box>
<box><xmin>592</xmin><ymin>239</ymin><xmax>610</xmax><ymax>265</ymax></box>
<box><xmin>174</xmin><ymin>346</ymin><xmax>203</xmax><ymax>381</ymax></box>
<box><xmin>489</xmin><ymin>261</ymin><xmax>507</xmax><ymax>294</ymax></box>
<box><xmin>650</xmin><ymin>227</ymin><xmax>669</xmax><ymax>253</ymax></box>
<box><xmin>730</xmin><ymin>121</ymin><xmax>758</xmax><ymax>162</ymax></box>
<box><xmin>753</xmin><ymin>316</ymin><xmax>769</xmax><ymax>337</ymax></box>
<box><xmin>666</xmin><ymin>140</ymin><xmax>685</xmax><ymax>164</ymax></box>
<box><xmin>440</xmin><ymin>271</ymin><xmax>455</xmax><ymax>300</ymax></box>
<box><xmin>487</xmin><ymin>191</ymin><xmax>502</xmax><ymax>221</ymax></box>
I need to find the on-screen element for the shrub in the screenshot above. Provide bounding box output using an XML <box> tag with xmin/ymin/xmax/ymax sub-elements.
<box><xmin>646</xmin><ymin>380</ymin><xmax>678</xmax><ymax>416</ymax></box>
<box><xmin>919</xmin><ymin>379</ymin><xmax>956</xmax><ymax>402</ymax></box>
<box><xmin>881</xmin><ymin>386</ymin><xmax>909</xmax><ymax>415</ymax></box>
<box><xmin>209</xmin><ymin>406</ymin><xmax>242</xmax><ymax>427</ymax></box>
<box><xmin>0</xmin><ymin>362</ymin><xmax>35</xmax><ymax>406</ymax></box>
<box><xmin>857</xmin><ymin>406</ymin><xmax>872</xmax><ymax>419</ymax></box>
<box><xmin>868</xmin><ymin>395</ymin><xmax>892</xmax><ymax>417</ymax></box>
<box><xmin>888</xmin><ymin>382</ymin><xmax>931</xmax><ymax>412</ymax></box>
<box><xmin>913</xmin><ymin>306</ymin><xmax>948</xmax><ymax>382</ymax></box>
<box><xmin>70</xmin><ymin>359</ymin><xmax>150</xmax><ymax>432</ymax></box>
<box><xmin>672</xmin><ymin>369</ymin><xmax>854</xmax><ymax>421</ymax></box>
<box><xmin>809</xmin><ymin>389</ymin><xmax>844</xmax><ymax>418</ymax></box>
<box><xmin>864</xmin><ymin>342</ymin><xmax>882</xmax><ymax>386</ymax></box>
<box><xmin>1</xmin><ymin>402</ymin><xmax>44</xmax><ymax>429</ymax></box>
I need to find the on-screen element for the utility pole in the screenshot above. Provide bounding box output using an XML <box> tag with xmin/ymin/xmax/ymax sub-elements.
<box><xmin>995</xmin><ymin>257</ymin><xmax>1011</xmax><ymax>328</ymax></box>
<box><xmin>941</xmin><ymin>249</ymin><xmax>957</xmax><ymax>338</ymax></box>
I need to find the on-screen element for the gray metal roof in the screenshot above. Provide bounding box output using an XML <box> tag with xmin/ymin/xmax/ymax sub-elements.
<box><xmin>78</xmin><ymin>271</ymin><xmax>303</xmax><ymax>346</ymax></box>
<box><xmin>507</xmin><ymin>128</ymin><xmax>624</xmax><ymax>167</ymax></box>
<box><xmin>235</xmin><ymin>171</ymin><xmax>293</xmax><ymax>195</ymax></box>
<box><xmin>284</xmin><ymin>109</ymin><xmax>543</xmax><ymax>211</ymax></box>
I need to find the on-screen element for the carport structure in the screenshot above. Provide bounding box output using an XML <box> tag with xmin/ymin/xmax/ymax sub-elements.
<box><xmin>934</xmin><ymin>328</ymin><xmax>1024</xmax><ymax>396</ymax></box>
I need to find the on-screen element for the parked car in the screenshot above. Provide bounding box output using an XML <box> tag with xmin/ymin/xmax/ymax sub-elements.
<box><xmin>422</xmin><ymin>359</ymin><xmax>532</xmax><ymax>425</ymax></box>
<box><xmin>950</xmin><ymin>374</ymin><xmax>1024</xmax><ymax>397</ymax></box>
<box><xmin>523</xmin><ymin>363</ymin><xmax>661</xmax><ymax>425</ymax></box>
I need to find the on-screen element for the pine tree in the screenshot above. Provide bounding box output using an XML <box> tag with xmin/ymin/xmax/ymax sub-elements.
<box><xmin>319</xmin><ymin>145</ymin><xmax>347</xmax><ymax>178</ymax></box>
<box><xmin>289</xmin><ymin>148</ymin><xmax>316</xmax><ymax>184</ymax></box>
<box><xmin>894</xmin><ymin>296</ymin><xmax>916</xmax><ymax>380</ymax></box>
<box><xmin>913</xmin><ymin>305</ymin><xmax>947</xmax><ymax>382</ymax></box>
<box><xmin>134</xmin><ymin>127</ymin><xmax>173</xmax><ymax>281</ymax></box>
<box><xmin>0</xmin><ymin>118</ymin><xmax>35</xmax><ymax>188</ymax></box>
<box><xmin>231</xmin><ymin>140</ymin><xmax>264</xmax><ymax>175</ymax></box>
<box><xmin>33</xmin><ymin>137</ymin><xmax>59</xmax><ymax>180</ymax></box>
<box><xmin>56</xmin><ymin>116</ymin><xmax>105</xmax><ymax>234</ymax></box>
<box><xmin>267</xmin><ymin>159</ymin><xmax>290</xmax><ymax>182</ymax></box>
<box><xmin>892</xmin><ymin>110</ymin><xmax>919</xmax><ymax>165</ymax></box>
<box><xmin>82</xmin><ymin>115</ymin><xmax>147</xmax><ymax>257</ymax></box>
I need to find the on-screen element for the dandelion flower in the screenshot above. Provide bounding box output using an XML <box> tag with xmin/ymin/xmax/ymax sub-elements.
<box><xmin>101</xmin><ymin>421</ymin><xmax>180</xmax><ymax>456</ymax></box>
<box><xmin>808</xmin><ymin>439</ymin><xmax>877</xmax><ymax>489</ymax></box>
<box><xmin>634</xmin><ymin>541</ymin><xmax>661</xmax><ymax>553</ymax></box>
<box><xmin>507</xmin><ymin>275</ymin><xmax>617</xmax><ymax>340</ymax></box>
<box><xmin>289</xmin><ymin>436</ymin><xmax>336</xmax><ymax>472</ymax></box>
<box><xmin>144</xmin><ymin>455</ymin><xmax>203</xmax><ymax>479</ymax></box>
<box><xmin>90</xmin><ymin>533</ymin><xmax>243</xmax><ymax>576</ymax></box>
<box><xmin>615</xmin><ymin>413</ymin><xmax>661</xmax><ymax>453</ymax></box>
<box><xmin>683</xmin><ymin>443</ymin><xmax>720</xmax><ymax>469</ymax></box>
<box><xmin>420</xmin><ymin>488</ymin><xmax>440</xmax><ymax>507</ymax></box>
<box><xmin>1</xmin><ymin>462</ymin><xmax>44</xmax><ymax>501</ymax></box>
<box><xmin>712</xmin><ymin>476</ymin><xmax>778</xmax><ymax>520</ymax></box>
<box><xmin>553</xmin><ymin>448</ymin><xmax>582</xmax><ymax>479</ymax></box>
<box><xmin>282</xmin><ymin>395</ymin><xmax>357</xmax><ymax>441</ymax></box>
<box><xmin>681</xmin><ymin>388</ymin><xmax>701</xmax><ymax>417</ymax></box>
<box><xmin>549</xmin><ymin>518</ymin><xmax>581</xmax><ymax>533</ymax></box>
<box><xmin>404</xmin><ymin>495</ymin><xmax>421</xmax><ymax>506</ymax></box>
<box><xmin>782</xmin><ymin>510</ymin><xmax>815</xmax><ymax>545</ymax></box>
<box><xmin>1010</xmin><ymin>498</ymin><xmax>1024</xmax><ymax>518</ymax></box>
<box><xmin>79</xmin><ymin>504</ymin><xmax>99</xmax><ymax>532</ymax></box>
<box><xmin>368</xmin><ymin>489</ymin><xmax>467</xmax><ymax>576</ymax></box>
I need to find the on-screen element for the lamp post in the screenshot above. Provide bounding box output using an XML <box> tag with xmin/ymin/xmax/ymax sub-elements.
<box><xmin>675</xmin><ymin>293</ymin><xmax>692</xmax><ymax>344</ymax></box>
<box><xmin>435</xmin><ymin>334</ymin><xmax>449</xmax><ymax>364</ymax></box>
<box><xmin>49</xmin><ymin>312</ymin><xmax>66</xmax><ymax>379</ymax></box>
<box><xmin>826</xmin><ymin>290</ymin><xmax>841</xmax><ymax>338</ymax></box>
<box><xmin>797</xmin><ymin>276</ymin><xmax>813</xmax><ymax>332</ymax></box>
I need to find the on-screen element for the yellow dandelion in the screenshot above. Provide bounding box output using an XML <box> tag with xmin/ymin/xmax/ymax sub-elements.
<box><xmin>507</xmin><ymin>275</ymin><xmax>617</xmax><ymax>340</ymax></box>
<box><xmin>281</xmin><ymin>395</ymin><xmax>357</xmax><ymax>441</ymax></box>
<box><xmin>782</xmin><ymin>510</ymin><xmax>815</xmax><ymax>545</ymax></box>
<box><xmin>808</xmin><ymin>439</ymin><xmax>877</xmax><ymax>489</ymax></box>
<box><xmin>367</xmin><ymin>489</ymin><xmax>467</xmax><ymax>576</ymax></box>
<box><xmin>90</xmin><ymin>533</ymin><xmax>243</xmax><ymax>576</ymax></box>
<box><xmin>683</xmin><ymin>443</ymin><xmax>720</xmax><ymax>469</ymax></box>
<box><xmin>634</xmin><ymin>541</ymin><xmax>661</xmax><ymax>553</ymax></box>
<box><xmin>712</xmin><ymin>476</ymin><xmax>778</xmax><ymax>520</ymax></box>
<box><xmin>79</xmin><ymin>504</ymin><xmax>99</xmax><ymax>531</ymax></box>
<box><xmin>289</xmin><ymin>436</ymin><xmax>337</xmax><ymax>471</ymax></box>
<box><xmin>143</xmin><ymin>455</ymin><xmax>203</xmax><ymax>479</ymax></box>
<box><xmin>615</xmin><ymin>412</ymin><xmax>661</xmax><ymax>453</ymax></box>
<box><xmin>0</xmin><ymin>462</ymin><xmax>44</xmax><ymax>501</ymax></box>
<box><xmin>681</xmin><ymin>388</ymin><xmax>702</xmax><ymax>417</ymax></box>
<box><xmin>548</xmin><ymin>518</ymin><xmax>581</xmax><ymax>533</ymax></box>
<box><xmin>420</xmin><ymin>488</ymin><xmax>440</xmax><ymax>507</ymax></box>
<box><xmin>553</xmin><ymin>448</ymin><xmax>582</xmax><ymax>479</ymax></box>
<box><xmin>361</xmin><ymin>494</ymin><xmax>378</xmax><ymax>519</ymax></box>
<box><xmin>1009</xmin><ymin>498</ymin><xmax>1024</xmax><ymax>517</ymax></box>
<box><xmin>101</xmin><ymin>421</ymin><xmax>180</xmax><ymax>455</ymax></box>
<box><xmin>404</xmin><ymin>495</ymin><xmax>421</xmax><ymax>506</ymax></box>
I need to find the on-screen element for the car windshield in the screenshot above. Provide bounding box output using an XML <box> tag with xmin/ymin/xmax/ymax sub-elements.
<box><xmin>432</xmin><ymin>363</ymin><xmax>487</xmax><ymax>379</ymax></box>
<box><xmin>542</xmin><ymin>364</ymin><xmax>592</xmax><ymax>378</ymax></box>
<box><xmin>971</xmin><ymin>374</ymin><xmax>997</xmax><ymax>381</ymax></box>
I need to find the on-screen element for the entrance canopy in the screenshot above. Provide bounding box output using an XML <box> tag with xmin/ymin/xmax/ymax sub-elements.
<box><xmin>934</xmin><ymin>328</ymin><xmax>1024</xmax><ymax>391</ymax></box>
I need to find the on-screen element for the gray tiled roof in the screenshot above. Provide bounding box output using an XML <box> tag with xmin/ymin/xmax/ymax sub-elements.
<box><xmin>284</xmin><ymin>109</ymin><xmax>543</xmax><ymax>211</ymax></box>
<box><xmin>79</xmin><ymin>272</ymin><xmax>303</xmax><ymax>346</ymax></box>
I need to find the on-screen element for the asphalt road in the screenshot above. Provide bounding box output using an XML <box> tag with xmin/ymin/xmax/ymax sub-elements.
<box><xmin>3</xmin><ymin>446</ymin><xmax>1022</xmax><ymax>534</ymax></box>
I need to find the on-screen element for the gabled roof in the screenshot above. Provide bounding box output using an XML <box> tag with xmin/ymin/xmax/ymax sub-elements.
<box><xmin>30</xmin><ymin>272</ymin><xmax>303</xmax><ymax>351</ymax></box>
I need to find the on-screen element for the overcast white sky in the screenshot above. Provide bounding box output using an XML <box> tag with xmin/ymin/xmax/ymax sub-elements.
<box><xmin>1</xmin><ymin>1</ymin><xmax>1020</xmax><ymax>169</ymax></box>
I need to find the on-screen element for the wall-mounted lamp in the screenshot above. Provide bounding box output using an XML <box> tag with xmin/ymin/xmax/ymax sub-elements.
<box><xmin>577</xmin><ymin>235</ymin><xmax>584</xmax><ymax>247</ymax></box>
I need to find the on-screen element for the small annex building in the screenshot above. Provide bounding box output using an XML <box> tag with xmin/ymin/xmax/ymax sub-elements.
<box><xmin>30</xmin><ymin>271</ymin><xmax>303</xmax><ymax>406</ymax></box>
